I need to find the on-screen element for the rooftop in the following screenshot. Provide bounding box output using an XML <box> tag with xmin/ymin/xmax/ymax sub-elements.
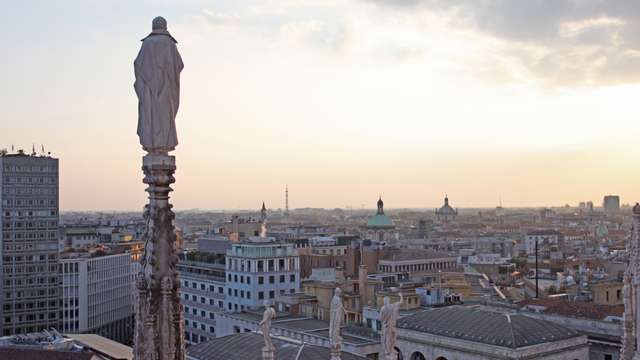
<box><xmin>187</xmin><ymin>332</ymin><xmax>365</xmax><ymax>360</ymax></box>
<box><xmin>381</xmin><ymin>249</ymin><xmax>455</xmax><ymax>262</ymax></box>
<box><xmin>518</xmin><ymin>298</ymin><xmax>624</xmax><ymax>320</ymax></box>
<box><xmin>397</xmin><ymin>306</ymin><xmax>581</xmax><ymax>348</ymax></box>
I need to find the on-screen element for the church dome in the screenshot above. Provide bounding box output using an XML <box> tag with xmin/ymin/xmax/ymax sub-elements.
<box><xmin>436</xmin><ymin>196</ymin><xmax>457</xmax><ymax>215</ymax></box>
<box><xmin>367</xmin><ymin>196</ymin><xmax>394</xmax><ymax>228</ymax></box>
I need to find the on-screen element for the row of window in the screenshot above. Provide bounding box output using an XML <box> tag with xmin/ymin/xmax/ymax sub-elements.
<box><xmin>4</xmin><ymin>287</ymin><xmax>58</xmax><ymax>299</ymax></box>
<box><xmin>2</xmin><ymin>176</ymin><xmax>57</xmax><ymax>184</ymax></box>
<box><xmin>227</xmin><ymin>274</ymin><xmax>296</xmax><ymax>284</ymax></box>
<box><xmin>183</xmin><ymin>294</ymin><xmax>224</xmax><ymax>309</ymax></box>
<box><xmin>184</xmin><ymin>319</ymin><xmax>215</xmax><ymax>334</ymax></box>
<box><xmin>184</xmin><ymin>305</ymin><xmax>217</xmax><ymax>320</ymax></box>
<box><xmin>3</xmin><ymin>300</ymin><xmax>57</xmax><ymax>311</ymax></box>
<box><xmin>2</xmin><ymin>165</ymin><xmax>57</xmax><ymax>173</ymax></box>
<box><xmin>183</xmin><ymin>280</ymin><xmax>224</xmax><ymax>294</ymax></box>
<box><xmin>184</xmin><ymin>331</ymin><xmax>210</xmax><ymax>344</ymax></box>
<box><xmin>4</xmin><ymin>312</ymin><xmax>57</xmax><ymax>324</ymax></box>
<box><xmin>228</xmin><ymin>288</ymin><xmax>295</xmax><ymax>302</ymax></box>
<box><xmin>228</xmin><ymin>257</ymin><xmax>297</xmax><ymax>272</ymax></box>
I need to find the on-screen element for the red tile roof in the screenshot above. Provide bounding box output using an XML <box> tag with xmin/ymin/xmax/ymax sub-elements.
<box><xmin>518</xmin><ymin>298</ymin><xmax>624</xmax><ymax>320</ymax></box>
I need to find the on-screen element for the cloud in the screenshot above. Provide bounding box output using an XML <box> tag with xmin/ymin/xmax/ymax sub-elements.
<box><xmin>279</xmin><ymin>19</ymin><xmax>350</xmax><ymax>50</ymax></box>
<box><xmin>365</xmin><ymin>0</ymin><xmax>640</xmax><ymax>86</ymax></box>
<box><xmin>203</xmin><ymin>10</ymin><xmax>241</xmax><ymax>24</ymax></box>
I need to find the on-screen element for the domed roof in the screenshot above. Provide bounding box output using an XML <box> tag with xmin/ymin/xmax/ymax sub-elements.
<box><xmin>367</xmin><ymin>214</ymin><xmax>394</xmax><ymax>228</ymax></box>
<box><xmin>367</xmin><ymin>196</ymin><xmax>394</xmax><ymax>228</ymax></box>
<box><xmin>436</xmin><ymin>196</ymin><xmax>457</xmax><ymax>215</ymax></box>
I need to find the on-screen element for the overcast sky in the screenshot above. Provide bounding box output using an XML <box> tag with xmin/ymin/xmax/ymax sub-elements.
<box><xmin>2</xmin><ymin>0</ymin><xmax>640</xmax><ymax>211</ymax></box>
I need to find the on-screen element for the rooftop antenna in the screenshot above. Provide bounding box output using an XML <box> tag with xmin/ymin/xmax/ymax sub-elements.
<box><xmin>285</xmin><ymin>185</ymin><xmax>290</xmax><ymax>217</ymax></box>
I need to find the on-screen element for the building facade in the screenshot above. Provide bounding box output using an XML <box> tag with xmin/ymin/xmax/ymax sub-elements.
<box><xmin>603</xmin><ymin>195</ymin><xmax>621</xmax><ymax>216</ymax></box>
<box><xmin>225</xmin><ymin>241</ymin><xmax>300</xmax><ymax>312</ymax></box>
<box><xmin>0</xmin><ymin>152</ymin><xmax>60</xmax><ymax>335</ymax></box>
<box><xmin>396</xmin><ymin>307</ymin><xmax>589</xmax><ymax>360</ymax></box>
<box><xmin>60</xmin><ymin>252</ymin><xmax>134</xmax><ymax>344</ymax></box>
<box><xmin>178</xmin><ymin>258</ymin><xmax>226</xmax><ymax>345</ymax></box>
<box><xmin>525</xmin><ymin>229</ymin><xmax>562</xmax><ymax>255</ymax></box>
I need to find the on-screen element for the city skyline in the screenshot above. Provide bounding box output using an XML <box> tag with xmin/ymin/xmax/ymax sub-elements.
<box><xmin>3</xmin><ymin>0</ymin><xmax>640</xmax><ymax>211</ymax></box>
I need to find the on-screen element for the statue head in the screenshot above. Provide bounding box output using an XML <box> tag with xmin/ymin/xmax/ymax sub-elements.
<box><xmin>383</xmin><ymin>296</ymin><xmax>390</xmax><ymax>306</ymax></box>
<box><xmin>334</xmin><ymin>287</ymin><xmax>342</xmax><ymax>296</ymax></box>
<box><xmin>152</xmin><ymin>16</ymin><xmax>168</xmax><ymax>31</ymax></box>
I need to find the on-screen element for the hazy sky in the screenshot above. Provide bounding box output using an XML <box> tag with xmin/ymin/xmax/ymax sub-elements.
<box><xmin>2</xmin><ymin>0</ymin><xmax>640</xmax><ymax>211</ymax></box>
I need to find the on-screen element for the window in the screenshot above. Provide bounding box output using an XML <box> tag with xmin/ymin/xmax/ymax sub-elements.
<box><xmin>247</xmin><ymin>277</ymin><xmax>251</xmax><ymax>284</ymax></box>
<box><xmin>258</xmin><ymin>292</ymin><xmax>264</xmax><ymax>300</ymax></box>
<box><xmin>269</xmin><ymin>276</ymin><xmax>275</xmax><ymax>284</ymax></box>
<box><xmin>269</xmin><ymin>291</ymin><xmax>275</xmax><ymax>299</ymax></box>
<box><xmin>280</xmin><ymin>275</ymin><xmax>285</xmax><ymax>283</ymax></box>
<box><xmin>290</xmin><ymin>274</ymin><xmax>295</xmax><ymax>282</ymax></box>
<box><xmin>258</xmin><ymin>277</ymin><xmax>264</xmax><ymax>285</ymax></box>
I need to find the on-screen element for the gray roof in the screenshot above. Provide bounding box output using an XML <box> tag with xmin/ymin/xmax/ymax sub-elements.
<box><xmin>397</xmin><ymin>306</ymin><xmax>581</xmax><ymax>349</ymax></box>
<box><xmin>187</xmin><ymin>332</ymin><xmax>365</xmax><ymax>360</ymax></box>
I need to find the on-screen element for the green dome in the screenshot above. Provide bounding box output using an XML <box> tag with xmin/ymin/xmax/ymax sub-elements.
<box><xmin>367</xmin><ymin>214</ymin><xmax>394</xmax><ymax>228</ymax></box>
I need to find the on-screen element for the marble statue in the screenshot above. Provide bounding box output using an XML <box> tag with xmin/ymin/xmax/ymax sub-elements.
<box><xmin>133</xmin><ymin>16</ymin><xmax>185</xmax><ymax>360</ymax></box>
<box><xmin>380</xmin><ymin>292</ymin><xmax>403</xmax><ymax>360</ymax></box>
<box><xmin>260</xmin><ymin>301</ymin><xmax>276</xmax><ymax>351</ymax></box>
<box><xmin>329</xmin><ymin>287</ymin><xmax>344</xmax><ymax>360</ymax></box>
<box><xmin>134</xmin><ymin>16</ymin><xmax>183</xmax><ymax>154</ymax></box>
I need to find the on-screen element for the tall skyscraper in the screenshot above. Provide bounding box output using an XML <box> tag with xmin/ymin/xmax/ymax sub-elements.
<box><xmin>603</xmin><ymin>195</ymin><xmax>620</xmax><ymax>215</ymax></box>
<box><xmin>0</xmin><ymin>151</ymin><xmax>60</xmax><ymax>335</ymax></box>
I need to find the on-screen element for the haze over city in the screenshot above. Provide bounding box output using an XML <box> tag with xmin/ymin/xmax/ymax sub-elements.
<box><xmin>3</xmin><ymin>0</ymin><xmax>640</xmax><ymax>210</ymax></box>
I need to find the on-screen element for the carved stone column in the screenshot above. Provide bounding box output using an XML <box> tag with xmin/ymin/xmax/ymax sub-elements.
<box><xmin>133</xmin><ymin>154</ymin><xmax>185</xmax><ymax>360</ymax></box>
<box><xmin>623</xmin><ymin>204</ymin><xmax>640</xmax><ymax>360</ymax></box>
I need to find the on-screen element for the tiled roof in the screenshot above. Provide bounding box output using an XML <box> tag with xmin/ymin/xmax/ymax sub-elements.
<box><xmin>518</xmin><ymin>298</ymin><xmax>624</xmax><ymax>320</ymax></box>
<box><xmin>397</xmin><ymin>306</ymin><xmax>581</xmax><ymax>348</ymax></box>
<box><xmin>187</xmin><ymin>332</ymin><xmax>366</xmax><ymax>360</ymax></box>
<box><xmin>0</xmin><ymin>348</ymin><xmax>96</xmax><ymax>360</ymax></box>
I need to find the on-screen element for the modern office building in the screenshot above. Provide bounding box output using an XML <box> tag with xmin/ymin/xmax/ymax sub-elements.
<box><xmin>603</xmin><ymin>195</ymin><xmax>620</xmax><ymax>215</ymax></box>
<box><xmin>0</xmin><ymin>151</ymin><xmax>60</xmax><ymax>335</ymax></box>
<box><xmin>178</xmin><ymin>253</ymin><xmax>226</xmax><ymax>345</ymax></box>
<box><xmin>60</xmin><ymin>251</ymin><xmax>134</xmax><ymax>344</ymax></box>
<box><xmin>225</xmin><ymin>240</ymin><xmax>300</xmax><ymax>312</ymax></box>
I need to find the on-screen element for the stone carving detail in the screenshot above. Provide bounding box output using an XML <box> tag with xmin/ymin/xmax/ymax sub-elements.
<box><xmin>380</xmin><ymin>291</ymin><xmax>403</xmax><ymax>360</ymax></box>
<box><xmin>260</xmin><ymin>301</ymin><xmax>276</xmax><ymax>360</ymax></box>
<box><xmin>622</xmin><ymin>203</ymin><xmax>640</xmax><ymax>360</ymax></box>
<box><xmin>132</xmin><ymin>17</ymin><xmax>185</xmax><ymax>360</ymax></box>
<box><xmin>329</xmin><ymin>288</ymin><xmax>344</xmax><ymax>360</ymax></box>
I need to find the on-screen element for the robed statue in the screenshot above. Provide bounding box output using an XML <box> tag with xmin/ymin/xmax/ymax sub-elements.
<box><xmin>329</xmin><ymin>287</ymin><xmax>344</xmax><ymax>359</ymax></box>
<box><xmin>259</xmin><ymin>301</ymin><xmax>276</xmax><ymax>351</ymax></box>
<box><xmin>380</xmin><ymin>292</ymin><xmax>403</xmax><ymax>360</ymax></box>
<box><xmin>134</xmin><ymin>16</ymin><xmax>183</xmax><ymax>154</ymax></box>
